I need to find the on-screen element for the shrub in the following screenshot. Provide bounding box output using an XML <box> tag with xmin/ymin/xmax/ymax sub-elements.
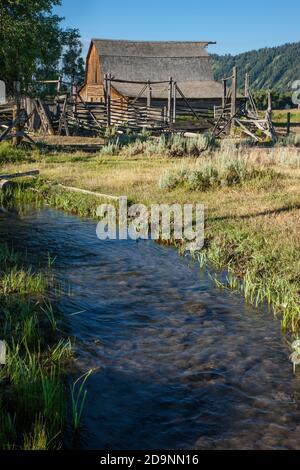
<box><xmin>276</xmin><ymin>134</ymin><xmax>300</xmax><ymax>148</ymax></box>
<box><xmin>159</xmin><ymin>172</ymin><xmax>183</xmax><ymax>190</ymax></box>
<box><xmin>159</xmin><ymin>154</ymin><xmax>280</xmax><ymax>192</ymax></box>
<box><xmin>121</xmin><ymin>140</ymin><xmax>145</xmax><ymax>157</ymax></box>
<box><xmin>100</xmin><ymin>132</ymin><xmax>215</xmax><ymax>158</ymax></box>
<box><xmin>265</xmin><ymin>146</ymin><xmax>300</xmax><ymax>167</ymax></box>
<box><xmin>99</xmin><ymin>140</ymin><xmax>121</xmax><ymax>156</ymax></box>
<box><xmin>165</xmin><ymin>134</ymin><xmax>212</xmax><ymax>157</ymax></box>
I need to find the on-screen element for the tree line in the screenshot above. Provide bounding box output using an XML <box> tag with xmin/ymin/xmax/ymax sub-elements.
<box><xmin>0</xmin><ymin>0</ymin><xmax>85</xmax><ymax>96</ymax></box>
<box><xmin>212</xmin><ymin>41</ymin><xmax>300</xmax><ymax>109</ymax></box>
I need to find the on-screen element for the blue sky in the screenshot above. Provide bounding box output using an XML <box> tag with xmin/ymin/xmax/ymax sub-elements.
<box><xmin>55</xmin><ymin>0</ymin><xmax>300</xmax><ymax>57</ymax></box>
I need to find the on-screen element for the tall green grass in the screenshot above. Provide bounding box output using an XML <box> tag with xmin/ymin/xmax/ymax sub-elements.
<box><xmin>0</xmin><ymin>242</ymin><xmax>74</xmax><ymax>450</ymax></box>
<box><xmin>198</xmin><ymin>226</ymin><xmax>300</xmax><ymax>333</ymax></box>
<box><xmin>0</xmin><ymin>183</ymin><xmax>42</xmax><ymax>208</ymax></box>
<box><xmin>0</xmin><ymin>142</ymin><xmax>40</xmax><ymax>164</ymax></box>
<box><xmin>0</xmin><ymin>142</ymin><xmax>27</xmax><ymax>164</ymax></box>
<box><xmin>70</xmin><ymin>370</ymin><xmax>93</xmax><ymax>432</ymax></box>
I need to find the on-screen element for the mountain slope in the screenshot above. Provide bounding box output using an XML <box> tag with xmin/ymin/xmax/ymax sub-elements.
<box><xmin>212</xmin><ymin>42</ymin><xmax>300</xmax><ymax>91</ymax></box>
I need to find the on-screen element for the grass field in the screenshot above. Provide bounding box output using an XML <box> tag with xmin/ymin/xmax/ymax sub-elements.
<box><xmin>1</xmin><ymin>138</ymin><xmax>300</xmax><ymax>335</ymax></box>
<box><xmin>272</xmin><ymin>109</ymin><xmax>300</xmax><ymax>124</ymax></box>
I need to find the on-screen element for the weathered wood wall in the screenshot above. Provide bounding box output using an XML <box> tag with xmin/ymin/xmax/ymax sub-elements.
<box><xmin>80</xmin><ymin>43</ymin><xmax>123</xmax><ymax>102</ymax></box>
<box><xmin>80</xmin><ymin>43</ymin><xmax>102</xmax><ymax>101</ymax></box>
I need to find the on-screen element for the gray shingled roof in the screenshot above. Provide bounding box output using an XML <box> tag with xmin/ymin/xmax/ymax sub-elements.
<box><xmin>92</xmin><ymin>39</ymin><xmax>212</xmax><ymax>58</ymax></box>
<box><xmin>91</xmin><ymin>39</ymin><xmax>223</xmax><ymax>99</ymax></box>
<box><xmin>100</xmin><ymin>56</ymin><xmax>213</xmax><ymax>82</ymax></box>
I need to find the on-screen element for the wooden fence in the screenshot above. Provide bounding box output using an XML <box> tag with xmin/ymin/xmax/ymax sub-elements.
<box><xmin>2</xmin><ymin>70</ymin><xmax>299</xmax><ymax>143</ymax></box>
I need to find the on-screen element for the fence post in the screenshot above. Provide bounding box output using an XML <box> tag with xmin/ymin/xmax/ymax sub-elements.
<box><xmin>106</xmin><ymin>74</ymin><xmax>111</xmax><ymax>127</ymax></box>
<box><xmin>104</xmin><ymin>73</ymin><xmax>107</xmax><ymax>105</ymax></box>
<box><xmin>12</xmin><ymin>81</ymin><xmax>21</xmax><ymax>146</ymax></box>
<box><xmin>57</xmin><ymin>76</ymin><xmax>62</xmax><ymax>94</ymax></box>
<box><xmin>173</xmin><ymin>82</ymin><xmax>177</xmax><ymax>124</ymax></box>
<box><xmin>244</xmin><ymin>73</ymin><xmax>250</xmax><ymax>98</ymax></box>
<box><xmin>72</xmin><ymin>84</ymin><xmax>77</xmax><ymax>115</ymax></box>
<box><xmin>168</xmin><ymin>77</ymin><xmax>173</xmax><ymax>126</ymax></box>
<box><xmin>244</xmin><ymin>72</ymin><xmax>250</xmax><ymax>112</ymax></box>
<box><xmin>230</xmin><ymin>66</ymin><xmax>237</xmax><ymax>133</ymax></box>
<box><xmin>147</xmin><ymin>81</ymin><xmax>152</xmax><ymax>124</ymax></box>
<box><xmin>267</xmin><ymin>91</ymin><xmax>273</xmax><ymax>126</ymax></box>
<box><xmin>147</xmin><ymin>81</ymin><xmax>152</xmax><ymax>108</ymax></box>
<box><xmin>267</xmin><ymin>91</ymin><xmax>272</xmax><ymax>114</ymax></box>
<box><xmin>222</xmin><ymin>79</ymin><xmax>227</xmax><ymax>109</ymax></box>
<box><xmin>287</xmin><ymin>112</ymin><xmax>291</xmax><ymax>136</ymax></box>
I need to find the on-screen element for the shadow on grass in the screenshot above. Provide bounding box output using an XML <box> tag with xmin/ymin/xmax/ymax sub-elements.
<box><xmin>208</xmin><ymin>202</ymin><xmax>300</xmax><ymax>223</ymax></box>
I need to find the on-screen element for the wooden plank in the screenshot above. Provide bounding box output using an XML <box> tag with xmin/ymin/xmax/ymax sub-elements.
<box><xmin>57</xmin><ymin>184</ymin><xmax>120</xmax><ymax>201</ymax></box>
<box><xmin>13</xmin><ymin>130</ymin><xmax>35</xmax><ymax>145</ymax></box>
<box><xmin>110</xmin><ymin>78</ymin><xmax>169</xmax><ymax>85</ymax></box>
<box><xmin>130</xmin><ymin>84</ymin><xmax>148</xmax><ymax>106</ymax></box>
<box><xmin>0</xmin><ymin>110</ymin><xmax>26</xmax><ymax>142</ymax></box>
<box><xmin>0</xmin><ymin>340</ymin><xmax>6</xmax><ymax>365</ymax></box>
<box><xmin>0</xmin><ymin>170</ymin><xmax>39</xmax><ymax>180</ymax></box>
<box><xmin>0</xmin><ymin>180</ymin><xmax>12</xmax><ymax>190</ymax></box>
<box><xmin>175</xmin><ymin>84</ymin><xmax>213</xmax><ymax>125</ymax></box>
<box><xmin>77</xmin><ymin>92</ymin><xmax>104</xmax><ymax>132</ymax></box>
<box><xmin>37</xmin><ymin>99</ymin><xmax>54</xmax><ymax>135</ymax></box>
<box><xmin>235</xmin><ymin>119</ymin><xmax>259</xmax><ymax>141</ymax></box>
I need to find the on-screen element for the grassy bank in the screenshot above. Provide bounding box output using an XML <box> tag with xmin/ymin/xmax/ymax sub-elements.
<box><xmin>0</xmin><ymin>241</ymin><xmax>74</xmax><ymax>449</ymax></box>
<box><xmin>1</xmin><ymin>139</ymin><xmax>300</xmax><ymax>336</ymax></box>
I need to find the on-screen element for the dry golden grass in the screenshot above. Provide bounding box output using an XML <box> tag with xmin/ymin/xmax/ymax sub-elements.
<box><xmin>2</xmin><ymin>145</ymin><xmax>299</xmax><ymax>243</ymax></box>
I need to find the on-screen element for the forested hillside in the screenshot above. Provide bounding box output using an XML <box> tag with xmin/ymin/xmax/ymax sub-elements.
<box><xmin>212</xmin><ymin>42</ymin><xmax>300</xmax><ymax>92</ymax></box>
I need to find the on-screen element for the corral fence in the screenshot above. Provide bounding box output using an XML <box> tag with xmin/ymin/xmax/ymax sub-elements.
<box><xmin>16</xmin><ymin>77</ymin><xmax>228</xmax><ymax>138</ymax></box>
<box><xmin>1</xmin><ymin>68</ymin><xmax>294</xmax><ymax>144</ymax></box>
<box><xmin>104</xmin><ymin>75</ymin><xmax>219</xmax><ymax>133</ymax></box>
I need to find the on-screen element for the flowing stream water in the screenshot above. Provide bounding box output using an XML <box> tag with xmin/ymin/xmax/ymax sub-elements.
<box><xmin>1</xmin><ymin>207</ymin><xmax>300</xmax><ymax>450</ymax></box>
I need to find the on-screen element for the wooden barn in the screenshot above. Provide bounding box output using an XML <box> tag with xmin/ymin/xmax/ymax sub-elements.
<box><xmin>79</xmin><ymin>39</ymin><xmax>224</xmax><ymax>109</ymax></box>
